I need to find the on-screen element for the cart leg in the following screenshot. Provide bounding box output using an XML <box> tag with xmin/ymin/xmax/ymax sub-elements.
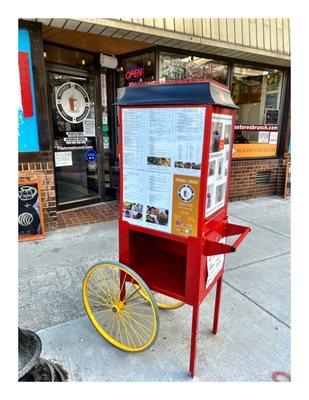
<box><xmin>212</xmin><ymin>276</ymin><xmax>223</xmax><ymax>335</ymax></box>
<box><xmin>189</xmin><ymin>304</ymin><xmax>200</xmax><ymax>378</ymax></box>
<box><xmin>119</xmin><ymin>271</ymin><xmax>126</xmax><ymax>301</ymax></box>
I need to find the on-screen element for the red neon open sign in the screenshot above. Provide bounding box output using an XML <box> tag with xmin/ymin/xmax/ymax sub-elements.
<box><xmin>125</xmin><ymin>66</ymin><xmax>144</xmax><ymax>82</ymax></box>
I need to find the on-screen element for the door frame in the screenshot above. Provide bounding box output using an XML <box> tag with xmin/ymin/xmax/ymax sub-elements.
<box><xmin>45</xmin><ymin>62</ymin><xmax>107</xmax><ymax>211</ymax></box>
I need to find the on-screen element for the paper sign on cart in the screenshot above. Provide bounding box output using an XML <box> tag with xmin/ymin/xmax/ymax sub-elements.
<box><xmin>206</xmin><ymin>238</ymin><xmax>226</xmax><ymax>288</ymax></box>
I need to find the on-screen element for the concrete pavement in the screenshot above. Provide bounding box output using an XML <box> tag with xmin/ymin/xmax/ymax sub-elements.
<box><xmin>18</xmin><ymin>196</ymin><xmax>290</xmax><ymax>381</ymax></box>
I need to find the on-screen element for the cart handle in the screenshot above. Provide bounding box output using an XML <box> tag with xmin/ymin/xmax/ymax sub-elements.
<box><xmin>225</xmin><ymin>223</ymin><xmax>251</xmax><ymax>250</ymax></box>
<box><xmin>202</xmin><ymin>223</ymin><xmax>251</xmax><ymax>256</ymax></box>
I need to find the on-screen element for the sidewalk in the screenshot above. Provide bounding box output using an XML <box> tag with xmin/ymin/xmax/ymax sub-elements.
<box><xmin>18</xmin><ymin>196</ymin><xmax>290</xmax><ymax>381</ymax></box>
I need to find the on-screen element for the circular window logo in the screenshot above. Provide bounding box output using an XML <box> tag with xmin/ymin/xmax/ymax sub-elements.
<box><xmin>87</xmin><ymin>161</ymin><xmax>97</xmax><ymax>172</ymax></box>
<box><xmin>178</xmin><ymin>184</ymin><xmax>194</xmax><ymax>202</ymax></box>
<box><xmin>56</xmin><ymin>82</ymin><xmax>90</xmax><ymax>123</ymax></box>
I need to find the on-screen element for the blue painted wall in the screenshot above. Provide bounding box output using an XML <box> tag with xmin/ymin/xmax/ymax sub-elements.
<box><xmin>18</xmin><ymin>28</ymin><xmax>40</xmax><ymax>152</ymax></box>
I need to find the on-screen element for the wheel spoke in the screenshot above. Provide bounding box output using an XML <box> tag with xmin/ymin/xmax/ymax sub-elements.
<box><xmin>98</xmin><ymin>269</ymin><xmax>118</xmax><ymax>303</ymax></box>
<box><xmin>120</xmin><ymin>312</ymin><xmax>145</xmax><ymax>346</ymax></box>
<box><xmin>109</xmin><ymin>314</ymin><xmax>117</xmax><ymax>337</ymax></box>
<box><xmin>119</xmin><ymin>313</ymin><xmax>137</xmax><ymax>348</ymax></box>
<box><xmin>105</xmin><ymin>312</ymin><xmax>115</xmax><ymax>333</ymax></box>
<box><xmin>110</xmin><ymin>268</ymin><xmax>120</xmax><ymax>300</ymax></box>
<box><xmin>118</xmin><ymin>272</ymin><xmax>127</xmax><ymax>301</ymax></box>
<box><xmin>91</xmin><ymin>276</ymin><xmax>115</xmax><ymax>305</ymax></box>
<box><xmin>87</xmin><ymin>286</ymin><xmax>113</xmax><ymax>307</ymax></box>
<box><xmin>125</xmin><ymin>297</ymin><xmax>150</xmax><ymax>307</ymax></box>
<box><xmin>122</xmin><ymin>278</ymin><xmax>138</xmax><ymax>303</ymax></box>
<box><xmin>119</xmin><ymin>314</ymin><xmax>132</xmax><ymax>347</ymax></box>
<box><xmin>123</xmin><ymin>308</ymin><xmax>154</xmax><ymax>323</ymax></box>
<box><xmin>123</xmin><ymin>311</ymin><xmax>152</xmax><ymax>335</ymax></box>
<box><xmin>115</xmin><ymin>314</ymin><xmax>123</xmax><ymax>343</ymax></box>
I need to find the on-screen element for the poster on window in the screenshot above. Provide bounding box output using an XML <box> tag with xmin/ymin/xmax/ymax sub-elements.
<box><xmin>205</xmin><ymin>114</ymin><xmax>233</xmax><ymax>218</ymax></box>
<box><xmin>122</xmin><ymin>106</ymin><xmax>206</xmax><ymax>236</ymax></box>
<box><xmin>83</xmin><ymin>105</ymin><xmax>96</xmax><ymax>137</ymax></box>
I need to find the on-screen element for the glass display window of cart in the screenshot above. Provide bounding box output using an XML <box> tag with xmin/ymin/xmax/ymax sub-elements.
<box><xmin>231</xmin><ymin>65</ymin><xmax>284</xmax><ymax>159</ymax></box>
<box><xmin>159</xmin><ymin>51</ymin><xmax>228</xmax><ymax>84</ymax></box>
<box><xmin>206</xmin><ymin>113</ymin><xmax>234</xmax><ymax>218</ymax></box>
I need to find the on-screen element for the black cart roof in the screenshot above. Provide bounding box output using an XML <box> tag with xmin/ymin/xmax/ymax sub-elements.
<box><xmin>115</xmin><ymin>79</ymin><xmax>238</xmax><ymax>109</ymax></box>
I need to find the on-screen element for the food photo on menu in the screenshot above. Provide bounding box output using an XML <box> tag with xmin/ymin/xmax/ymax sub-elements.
<box><xmin>123</xmin><ymin>201</ymin><xmax>143</xmax><ymax>220</ymax></box>
<box><xmin>146</xmin><ymin>206</ymin><xmax>169</xmax><ymax>226</ymax></box>
<box><xmin>147</xmin><ymin>156</ymin><xmax>171</xmax><ymax>167</ymax></box>
<box><xmin>174</xmin><ymin>161</ymin><xmax>201</xmax><ymax>170</ymax></box>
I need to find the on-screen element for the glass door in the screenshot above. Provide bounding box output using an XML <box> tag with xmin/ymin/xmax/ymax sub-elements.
<box><xmin>48</xmin><ymin>71</ymin><xmax>101</xmax><ymax>208</ymax></box>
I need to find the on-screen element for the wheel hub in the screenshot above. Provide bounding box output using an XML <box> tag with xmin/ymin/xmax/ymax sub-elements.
<box><xmin>112</xmin><ymin>301</ymin><xmax>125</xmax><ymax>313</ymax></box>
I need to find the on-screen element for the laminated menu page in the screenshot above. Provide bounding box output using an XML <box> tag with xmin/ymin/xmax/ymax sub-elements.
<box><xmin>122</xmin><ymin>106</ymin><xmax>206</xmax><ymax>236</ymax></box>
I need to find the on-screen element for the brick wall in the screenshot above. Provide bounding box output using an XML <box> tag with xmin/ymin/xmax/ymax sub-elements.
<box><xmin>18</xmin><ymin>156</ymin><xmax>290</xmax><ymax>231</ymax></box>
<box><xmin>18</xmin><ymin>160</ymin><xmax>57</xmax><ymax>230</ymax></box>
<box><xmin>229</xmin><ymin>156</ymin><xmax>291</xmax><ymax>201</ymax></box>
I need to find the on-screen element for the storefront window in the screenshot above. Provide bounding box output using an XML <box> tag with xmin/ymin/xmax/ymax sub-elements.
<box><xmin>44</xmin><ymin>44</ymin><xmax>96</xmax><ymax>71</ymax></box>
<box><xmin>159</xmin><ymin>52</ymin><xmax>228</xmax><ymax>84</ymax></box>
<box><xmin>116</xmin><ymin>51</ymin><xmax>156</xmax><ymax>88</ymax></box>
<box><xmin>231</xmin><ymin>65</ymin><xmax>284</xmax><ymax>159</ymax></box>
<box><xmin>115</xmin><ymin>51</ymin><xmax>156</xmax><ymax>156</ymax></box>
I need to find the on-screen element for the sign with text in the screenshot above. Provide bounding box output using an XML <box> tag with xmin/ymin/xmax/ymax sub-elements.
<box><xmin>55</xmin><ymin>151</ymin><xmax>73</xmax><ymax>167</ymax></box>
<box><xmin>171</xmin><ymin>175</ymin><xmax>200</xmax><ymax>237</ymax></box>
<box><xmin>125</xmin><ymin>64</ymin><xmax>144</xmax><ymax>85</ymax></box>
<box><xmin>232</xmin><ymin>143</ymin><xmax>277</xmax><ymax>159</ymax></box>
<box><xmin>206</xmin><ymin>238</ymin><xmax>226</xmax><ymax>288</ymax></box>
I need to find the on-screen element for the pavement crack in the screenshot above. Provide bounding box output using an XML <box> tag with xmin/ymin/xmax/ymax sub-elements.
<box><xmin>226</xmin><ymin>251</ymin><xmax>290</xmax><ymax>272</ymax></box>
<box><xmin>229</xmin><ymin>213</ymin><xmax>291</xmax><ymax>239</ymax></box>
<box><xmin>223</xmin><ymin>280</ymin><xmax>291</xmax><ymax>329</ymax></box>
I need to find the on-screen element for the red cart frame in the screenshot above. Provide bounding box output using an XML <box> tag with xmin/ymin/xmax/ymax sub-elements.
<box><xmin>117</xmin><ymin>80</ymin><xmax>250</xmax><ymax>377</ymax></box>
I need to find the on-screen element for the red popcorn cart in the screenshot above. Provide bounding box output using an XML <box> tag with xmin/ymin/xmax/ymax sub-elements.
<box><xmin>83</xmin><ymin>79</ymin><xmax>250</xmax><ymax>378</ymax></box>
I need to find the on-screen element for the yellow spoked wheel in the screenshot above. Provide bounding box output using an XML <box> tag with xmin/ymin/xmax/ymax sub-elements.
<box><xmin>136</xmin><ymin>286</ymin><xmax>185</xmax><ymax>310</ymax></box>
<box><xmin>155</xmin><ymin>294</ymin><xmax>185</xmax><ymax>310</ymax></box>
<box><xmin>83</xmin><ymin>261</ymin><xmax>159</xmax><ymax>352</ymax></box>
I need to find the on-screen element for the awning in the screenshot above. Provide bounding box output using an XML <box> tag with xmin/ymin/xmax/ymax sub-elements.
<box><xmin>115</xmin><ymin>80</ymin><xmax>238</xmax><ymax>108</ymax></box>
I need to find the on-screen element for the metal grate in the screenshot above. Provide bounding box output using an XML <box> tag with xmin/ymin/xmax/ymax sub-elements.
<box><xmin>256</xmin><ymin>171</ymin><xmax>271</xmax><ymax>185</ymax></box>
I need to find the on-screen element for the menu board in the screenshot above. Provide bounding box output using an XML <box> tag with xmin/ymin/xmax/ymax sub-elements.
<box><xmin>205</xmin><ymin>114</ymin><xmax>233</xmax><ymax>218</ymax></box>
<box><xmin>122</xmin><ymin>106</ymin><xmax>206</xmax><ymax>237</ymax></box>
